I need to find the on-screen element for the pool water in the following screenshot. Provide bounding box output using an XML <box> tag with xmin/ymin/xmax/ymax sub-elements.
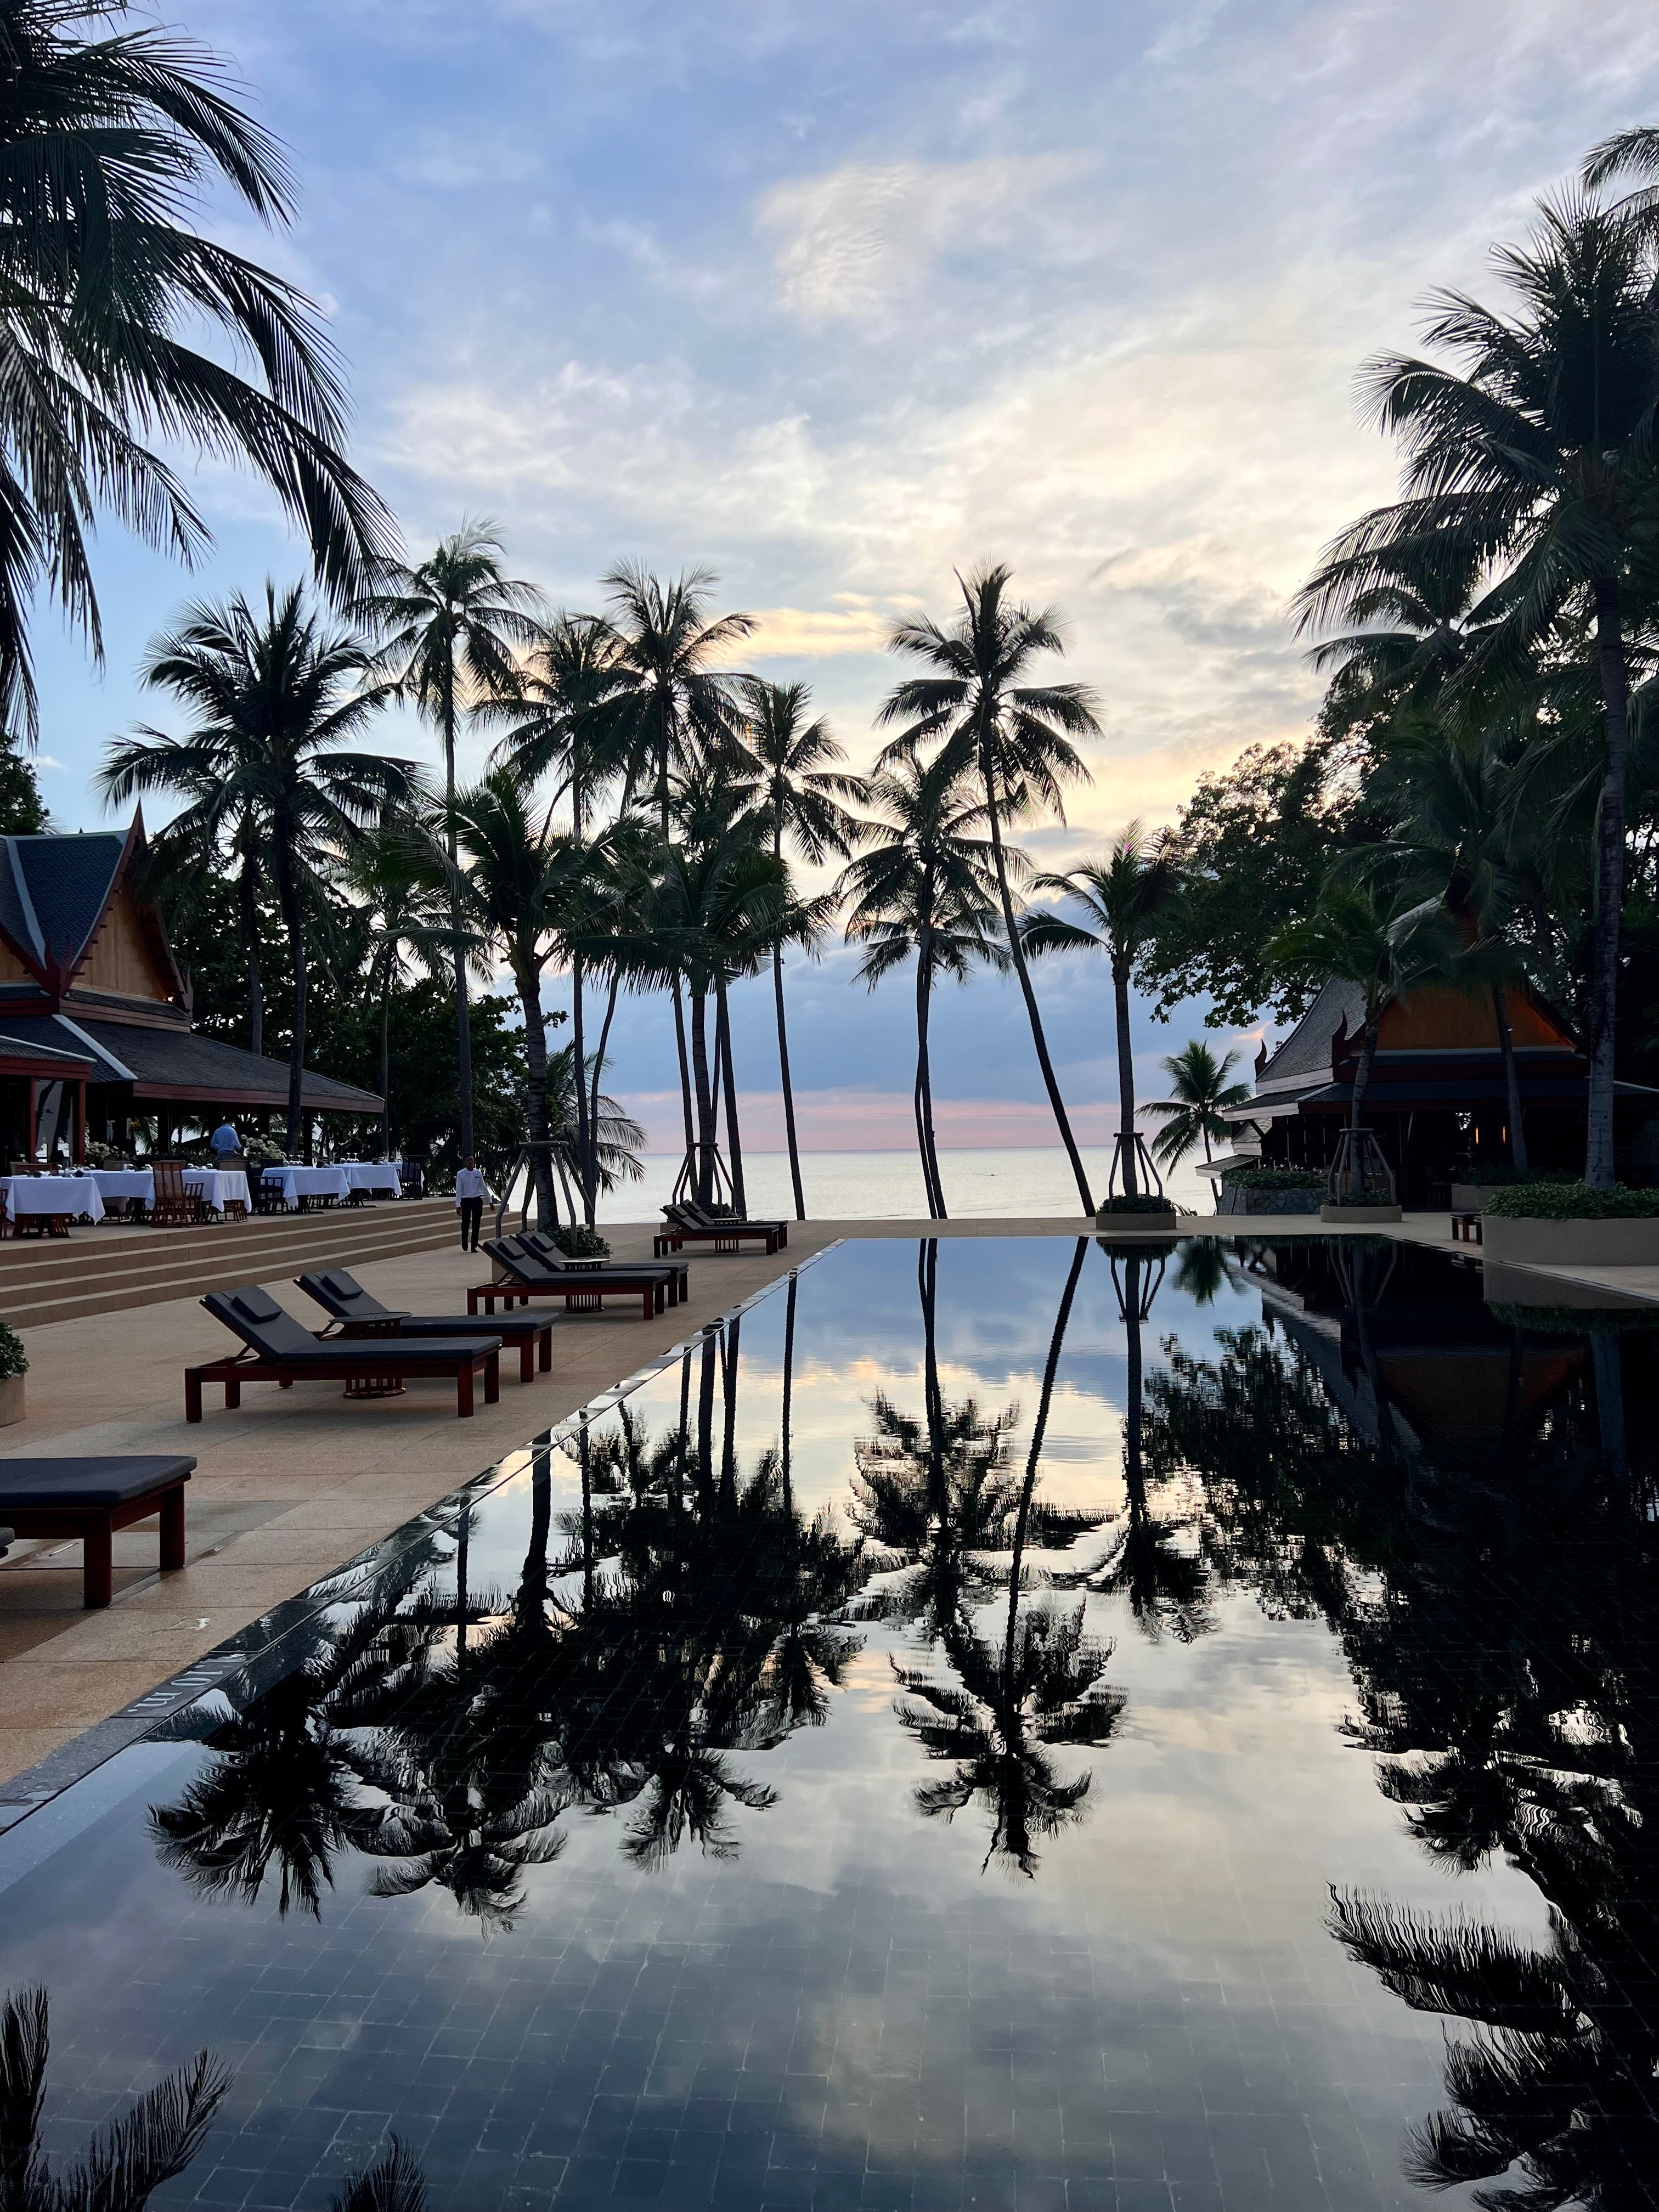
<box><xmin>0</xmin><ymin>1235</ymin><xmax>1655</xmax><ymax>2211</ymax></box>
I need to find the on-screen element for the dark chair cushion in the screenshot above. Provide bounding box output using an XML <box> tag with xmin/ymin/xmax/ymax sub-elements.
<box><xmin>0</xmin><ymin>1455</ymin><xmax>195</xmax><ymax>1508</ymax></box>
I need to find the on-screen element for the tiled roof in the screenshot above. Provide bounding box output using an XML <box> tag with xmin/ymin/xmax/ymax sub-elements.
<box><xmin>8</xmin><ymin>832</ymin><xmax>128</xmax><ymax>977</ymax></box>
<box><xmin>1257</xmin><ymin>977</ymin><xmax>1366</xmax><ymax>1086</ymax></box>
<box><xmin>0</xmin><ymin>1015</ymin><xmax>381</xmax><ymax>1111</ymax></box>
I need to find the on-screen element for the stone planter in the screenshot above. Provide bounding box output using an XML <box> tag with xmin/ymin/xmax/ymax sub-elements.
<box><xmin>1094</xmin><ymin>1203</ymin><xmax>1181</xmax><ymax>1238</ymax></box>
<box><xmin>1216</xmin><ymin>1187</ymin><xmax>1323</xmax><ymax>1216</ymax></box>
<box><xmin>0</xmin><ymin>1375</ymin><xmax>25</xmax><ymax>1427</ymax></box>
<box><xmin>1481</xmin><ymin>1215</ymin><xmax>1659</xmax><ymax>1267</ymax></box>
<box><xmin>1319</xmin><ymin>1203</ymin><xmax>1403</xmax><ymax>1223</ymax></box>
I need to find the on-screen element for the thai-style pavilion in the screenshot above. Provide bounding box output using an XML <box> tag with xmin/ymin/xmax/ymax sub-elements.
<box><xmin>1220</xmin><ymin>972</ymin><xmax>1659</xmax><ymax>1204</ymax></box>
<box><xmin>0</xmin><ymin>815</ymin><xmax>380</xmax><ymax>1163</ymax></box>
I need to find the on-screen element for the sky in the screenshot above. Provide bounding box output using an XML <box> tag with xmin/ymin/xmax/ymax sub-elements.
<box><xmin>27</xmin><ymin>0</ymin><xmax>1659</xmax><ymax>1150</ymax></box>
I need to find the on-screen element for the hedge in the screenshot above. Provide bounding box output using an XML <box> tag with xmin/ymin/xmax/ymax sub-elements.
<box><xmin>1483</xmin><ymin>1180</ymin><xmax>1659</xmax><ymax>1220</ymax></box>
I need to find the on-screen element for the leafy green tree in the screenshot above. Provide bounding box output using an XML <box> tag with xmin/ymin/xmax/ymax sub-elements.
<box><xmin>839</xmin><ymin>755</ymin><xmax>1008</xmax><ymax>1220</ymax></box>
<box><xmin>738</xmin><ymin>678</ymin><xmax>866</xmax><ymax>1222</ymax></box>
<box><xmin>334</xmin><ymin>821</ymin><xmax>455</xmax><ymax>1160</ymax></box>
<box><xmin>1139</xmin><ymin>737</ymin><xmax>1381</xmax><ymax>1027</ymax></box>
<box><xmin>1145</xmin><ymin>1040</ymin><xmax>1250</xmax><ymax>1172</ymax></box>
<box><xmin>1022</xmin><ymin>825</ymin><xmax>1185</xmax><ymax>1199</ymax></box>
<box><xmin>101</xmin><ymin>583</ymin><xmax>420</xmax><ymax>1156</ymax></box>
<box><xmin>1295</xmin><ymin>189</ymin><xmax>1659</xmax><ymax>1186</ymax></box>
<box><xmin>0</xmin><ymin>741</ymin><xmax>45</xmax><ymax>834</ymax></box>
<box><xmin>1269</xmin><ymin>881</ymin><xmax>1459</xmax><ymax>1140</ymax></box>
<box><xmin>878</xmin><ymin>563</ymin><xmax>1101</xmax><ymax>1211</ymax></box>
<box><xmin>361</xmin><ymin>523</ymin><xmax>544</xmax><ymax>1159</ymax></box>
<box><xmin>0</xmin><ymin>0</ymin><xmax>396</xmax><ymax>743</ymax></box>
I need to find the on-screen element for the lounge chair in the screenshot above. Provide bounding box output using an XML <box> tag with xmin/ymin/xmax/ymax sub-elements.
<box><xmin>472</xmin><ymin>1238</ymin><xmax>674</xmax><ymax>1321</ymax></box>
<box><xmin>295</xmin><ymin>1268</ymin><xmax>554</xmax><ymax>1384</ymax></box>
<box><xmin>188</xmin><ymin>1287</ymin><xmax>500</xmax><ymax>1420</ymax></box>
<box><xmin>517</xmin><ymin>1229</ymin><xmax>689</xmax><ymax>1304</ymax></box>
<box><xmin>150</xmin><ymin>1158</ymin><xmax>206</xmax><ymax>1227</ymax></box>
<box><xmin>655</xmin><ymin>1203</ymin><xmax>780</xmax><ymax>1257</ymax></box>
<box><xmin>673</xmin><ymin>1199</ymin><xmax>789</xmax><ymax>1247</ymax></box>
<box><xmin>0</xmin><ymin>1455</ymin><xmax>192</xmax><ymax>1607</ymax></box>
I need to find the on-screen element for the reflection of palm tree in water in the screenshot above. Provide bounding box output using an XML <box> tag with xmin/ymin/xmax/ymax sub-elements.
<box><xmin>883</xmin><ymin>1239</ymin><xmax>1125</xmax><ymax>1876</ymax></box>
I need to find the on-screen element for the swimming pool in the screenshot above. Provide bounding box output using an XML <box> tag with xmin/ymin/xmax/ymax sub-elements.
<box><xmin>0</xmin><ymin>1234</ymin><xmax>1653</xmax><ymax>2210</ymax></box>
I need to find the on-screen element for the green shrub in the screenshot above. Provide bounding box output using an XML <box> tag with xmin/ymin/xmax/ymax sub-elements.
<box><xmin>550</xmin><ymin>1224</ymin><xmax>611</xmax><ymax>1258</ymax></box>
<box><xmin>1220</xmin><ymin>1165</ymin><xmax>1326</xmax><ymax>1191</ymax></box>
<box><xmin>0</xmin><ymin>1322</ymin><xmax>27</xmax><ymax>1380</ymax></box>
<box><xmin>1483</xmin><ymin>1180</ymin><xmax>1659</xmax><ymax>1220</ymax></box>
<box><xmin>1097</xmin><ymin>1192</ymin><xmax>1178</xmax><ymax>1215</ymax></box>
<box><xmin>1328</xmin><ymin>1185</ymin><xmax>1396</xmax><ymax>1208</ymax></box>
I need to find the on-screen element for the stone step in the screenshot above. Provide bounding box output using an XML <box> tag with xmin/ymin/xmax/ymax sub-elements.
<box><xmin>0</xmin><ymin>1201</ymin><xmax>459</xmax><ymax>1332</ymax></box>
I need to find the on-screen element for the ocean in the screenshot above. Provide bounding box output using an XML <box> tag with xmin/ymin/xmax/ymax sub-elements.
<box><xmin>588</xmin><ymin>1145</ymin><xmax>1218</xmax><ymax>1223</ymax></box>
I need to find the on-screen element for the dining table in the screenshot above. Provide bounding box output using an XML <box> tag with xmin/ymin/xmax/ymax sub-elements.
<box><xmin>261</xmin><ymin>1164</ymin><xmax>352</xmax><ymax>1210</ymax></box>
<box><xmin>340</xmin><ymin>1161</ymin><xmax>402</xmax><ymax>1197</ymax></box>
<box><xmin>82</xmin><ymin>1167</ymin><xmax>251</xmax><ymax>1217</ymax></box>
<box><xmin>0</xmin><ymin>1173</ymin><xmax>105</xmax><ymax>1224</ymax></box>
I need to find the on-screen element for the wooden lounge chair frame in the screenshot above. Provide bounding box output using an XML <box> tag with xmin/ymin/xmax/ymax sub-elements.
<box><xmin>295</xmin><ymin>1268</ymin><xmax>554</xmax><ymax>1384</ymax></box>
<box><xmin>516</xmin><ymin>1229</ymin><xmax>689</xmax><ymax>1304</ymax></box>
<box><xmin>655</xmin><ymin>1204</ymin><xmax>779</xmax><ymax>1257</ymax></box>
<box><xmin>188</xmin><ymin>1288</ymin><xmax>500</xmax><ymax>1420</ymax></box>
<box><xmin>670</xmin><ymin>1199</ymin><xmax>789</xmax><ymax>1246</ymax></box>
<box><xmin>471</xmin><ymin>1238</ymin><xmax>670</xmax><ymax>1321</ymax></box>
<box><xmin>0</xmin><ymin>1457</ymin><xmax>192</xmax><ymax>1607</ymax></box>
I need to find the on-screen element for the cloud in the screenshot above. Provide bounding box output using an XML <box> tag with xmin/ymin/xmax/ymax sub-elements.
<box><xmin>742</xmin><ymin>600</ymin><xmax>903</xmax><ymax>658</ymax></box>
<box><xmin>757</xmin><ymin>151</ymin><xmax>1098</xmax><ymax>326</ymax></box>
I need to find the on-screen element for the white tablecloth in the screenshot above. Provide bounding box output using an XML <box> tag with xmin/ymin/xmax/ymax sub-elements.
<box><xmin>185</xmin><ymin>1169</ymin><xmax>250</xmax><ymax>1213</ymax></box>
<box><xmin>84</xmin><ymin>1170</ymin><xmax>151</xmax><ymax>1201</ymax></box>
<box><xmin>83</xmin><ymin>1167</ymin><xmax>251</xmax><ymax>1214</ymax></box>
<box><xmin>262</xmin><ymin>1165</ymin><xmax>351</xmax><ymax>1209</ymax></box>
<box><xmin>1</xmin><ymin>1175</ymin><xmax>104</xmax><ymax>1222</ymax></box>
<box><xmin>340</xmin><ymin>1162</ymin><xmax>401</xmax><ymax>1196</ymax></box>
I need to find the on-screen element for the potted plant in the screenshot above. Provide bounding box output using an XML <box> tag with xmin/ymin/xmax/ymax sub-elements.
<box><xmin>1321</xmin><ymin>1182</ymin><xmax>1403</xmax><ymax>1224</ymax></box>
<box><xmin>1217</xmin><ymin>1166</ymin><xmax>1326</xmax><ymax>1217</ymax></box>
<box><xmin>1095</xmin><ymin>1190</ymin><xmax>1180</xmax><ymax>1233</ymax></box>
<box><xmin>0</xmin><ymin>1322</ymin><xmax>27</xmax><ymax>1426</ymax></box>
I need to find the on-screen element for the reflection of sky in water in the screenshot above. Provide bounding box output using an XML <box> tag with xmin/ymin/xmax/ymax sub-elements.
<box><xmin>0</xmin><ymin>1235</ymin><xmax>1639</xmax><ymax>2211</ymax></box>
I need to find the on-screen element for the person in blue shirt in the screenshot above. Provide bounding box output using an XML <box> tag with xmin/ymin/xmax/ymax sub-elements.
<box><xmin>209</xmin><ymin>1121</ymin><xmax>241</xmax><ymax>1160</ymax></box>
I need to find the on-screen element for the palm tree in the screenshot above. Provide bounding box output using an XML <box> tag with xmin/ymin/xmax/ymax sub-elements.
<box><xmin>1146</xmin><ymin>1041</ymin><xmax>1251</xmax><ymax>1173</ymax></box>
<box><xmin>335</xmin><ymin>821</ymin><xmax>454</xmax><ymax>1160</ymax></box>
<box><xmin>1294</xmin><ymin>190</ymin><xmax>1659</xmax><ymax>1187</ymax></box>
<box><xmin>537</xmin><ymin>1040</ymin><xmax>646</xmax><ymax>1221</ymax></box>
<box><xmin>737</xmin><ymin>678</ymin><xmax>866</xmax><ymax>1221</ymax></box>
<box><xmin>101</xmin><ymin>583</ymin><xmax>421</xmax><ymax>1158</ymax></box>
<box><xmin>878</xmin><ymin>564</ymin><xmax>1101</xmax><ymax>1212</ymax></box>
<box><xmin>585</xmin><ymin>564</ymin><xmax>755</xmax><ymax>1155</ymax></box>
<box><xmin>483</xmin><ymin>611</ymin><xmax>633</xmax><ymax>1214</ymax></box>
<box><xmin>0</xmin><ymin>0</ymin><xmax>396</xmax><ymax>745</ymax></box>
<box><xmin>449</xmin><ymin>768</ymin><xmax>592</xmax><ymax>1229</ymax></box>
<box><xmin>0</xmin><ymin>1984</ymin><xmax>229</xmax><ymax>2211</ymax></box>
<box><xmin>1020</xmin><ymin>825</ymin><xmax>1185</xmax><ymax>1200</ymax></box>
<box><xmin>1269</xmin><ymin>881</ymin><xmax>1459</xmax><ymax>1144</ymax></box>
<box><xmin>128</xmin><ymin>760</ymin><xmax>268</xmax><ymax>1056</ymax></box>
<box><xmin>360</xmin><ymin>524</ymin><xmax>544</xmax><ymax>1158</ymax></box>
<box><xmin>839</xmin><ymin>755</ymin><xmax>1009</xmax><ymax>1220</ymax></box>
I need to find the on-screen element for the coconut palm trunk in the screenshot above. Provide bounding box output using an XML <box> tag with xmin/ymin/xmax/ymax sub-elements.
<box><xmin>272</xmin><ymin>827</ymin><xmax>309</xmax><ymax>1161</ymax></box>
<box><xmin>442</xmin><ymin>665</ymin><xmax>475</xmax><ymax>1163</ymax></box>
<box><xmin>773</xmin><ymin>942</ymin><xmax>806</xmax><ymax>1222</ymax></box>
<box><xmin>914</xmin><ymin>923</ymin><xmax>945</xmax><ymax>1220</ymax></box>
<box><xmin>1352</xmin><ymin>1013</ymin><xmax>1381</xmax><ymax>1137</ymax></box>
<box><xmin>379</xmin><ymin>953</ymin><xmax>394</xmax><ymax>1160</ymax></box>
<box><xmin>1588</xmin><ymin>572</ymin><xmax>1631</xmax><ymax>1189</ymax></box>
<box><xmin>587</xmin><ymin>972</ymin><xmax>622</xmax><ymax>1229</ymax></box>
<box><xmin>1492</xmin><ymin>985</ymin><xmax>1529</xmax><ymax>1173</ymax></box>
<box><xmin>1112</xmin><ymin>960</ymin><xmax>1138</xmax><ymax>1198</ymax></box>
<box><xmin>238</xmin><ymin>844</ymin><xmax>264</xmax><ymax>1059</ymax></box>
<box><xmin>515</xmin><ymin>961</ymin><xmax>556</xmax><ymax>1229</ymax></box>
<box><xmin>689</xmin><ymin>988</ymin><xmax>717</xmax><ymax>1205</ymax></box>
<box><xmin>673</xmin><ymin>979</ymin><xmax>696</xmax><ymax>1166</ymax></box>
<box><xmin>571</xmin><ymin>950</ymin><xmax>590</xmax><ymax>1208</ymax></box>
<box><xmin>716</xmin><ymin>977</ymin><xmax>747</xmax><ymax>1218</ymax></box>
<box><xmin>980</xmin><ymin>741</ymin><xmax>1093</xmax><ymax>1214</ymax></box>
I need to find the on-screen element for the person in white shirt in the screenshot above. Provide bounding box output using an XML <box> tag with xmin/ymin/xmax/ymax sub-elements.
<box><xmin>209</xmin><ymin>1121</ymin><xmax>241</xmax><ymax>1160</ymax></box>
<box><xmin>454</xmin><ymin>1157</ymin><xmax>494</xmax><ymax>1251</ymax></box>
